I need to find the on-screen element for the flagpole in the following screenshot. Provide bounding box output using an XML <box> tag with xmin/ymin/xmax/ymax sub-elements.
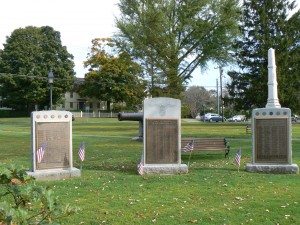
<box><xmin>188</xmin><ymin>150</ymin><xmax>192</xmax><ymax>167</ymax></box>
<box><xmin>238</xmin><ymin>148</ymin><xmax>241</xmax><ymax>172</ymax></box>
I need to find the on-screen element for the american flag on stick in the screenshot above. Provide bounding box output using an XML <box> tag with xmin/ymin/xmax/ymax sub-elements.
<box><xmin>78</xmin><ymin>142</ymin><xmax>85</xmax><ymax>162</ymax></box>
<box><xmin>182</xmin><ymin>140</ymin><xmax>194</xmax><ymax>152</ymax></box>
<box><xmin>234</xmin><ymin>148</ymin><xmax>241</xmax><ymax>171</ymax></box>
<box><xmin>137</xmin><ymin>154</ymin><xmax>144</xmax><ymax>175</ymax></box>
<box><xmin>36</xmin><ymin>143</ymin><xmax>47</xmax><ymax>163</ymax></box>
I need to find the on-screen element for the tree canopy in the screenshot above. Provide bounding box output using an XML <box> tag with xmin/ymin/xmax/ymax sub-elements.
<box><xmin>226</xmin><ymin>0</ymin><xmax>300</xmax><ymax>112</ymax></box>
<box><xmin>0</xmin><ymin>26</ymin><xmax>75</xmax><ymax>113</ymax></box>
<box><xmin>183</xmin><ymin>86</ymin><xmax>217</xmax><ymax>118</ymax></box>
<box><xmin>79</xmin><ymin>38</ymin><xmax>147</xmax><ymax>111</ymax></box>
<box><xmin>115</xmin><ymin>0</ymin><xmax>241</xmax><ymax>98</ymax></box>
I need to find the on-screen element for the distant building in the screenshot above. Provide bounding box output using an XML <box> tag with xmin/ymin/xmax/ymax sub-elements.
<box><xmin>56</xmin><ymin>78</ymin><xmax>108</xmax><ymax>113</ymax></box>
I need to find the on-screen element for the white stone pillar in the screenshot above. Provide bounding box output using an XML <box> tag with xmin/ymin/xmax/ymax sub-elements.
<box><xmin>266</xmin><ymin>48</ymin><xmax>281</xmax><ymax>108</ymax></box>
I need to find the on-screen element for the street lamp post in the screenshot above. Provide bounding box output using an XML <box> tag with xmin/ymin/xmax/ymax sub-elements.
<box><xmin>48</xmin><ymin>69</ymin><xmax>54</xmax><ymax>110</ymax></box>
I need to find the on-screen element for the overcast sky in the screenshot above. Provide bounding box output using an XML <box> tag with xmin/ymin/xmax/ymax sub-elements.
<box><xmin>1</xmin><ymin>0</ymin><xmax>299</xmax><ymax>89</ymax></box>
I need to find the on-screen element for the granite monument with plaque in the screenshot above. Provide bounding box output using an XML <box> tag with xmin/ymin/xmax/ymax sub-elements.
<box><xmin>140</xmin><ymin>97</ymin><xmax>188</xmax><ymax>174</ymax></box>
<box><xmin>246</xmin><ymin>48</ymin><xmax>299</xmax><ymax>174</ymax></box>
<box><xmin>27</xmin><ymin>110</ymin><xmax>81</xmax><ymax>180</ymax></box>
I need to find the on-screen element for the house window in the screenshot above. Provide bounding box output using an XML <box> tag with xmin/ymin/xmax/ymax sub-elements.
<box><xmin>62</xmin><ymin>103</ymin><xmax>65</xmax><ymax>109</ymax></box>
<box><xmin>70</xmin><ymin>102</ymin><xmax>73</xmax><ymax>108</ymax></box>
<box><xmin>97</xmin><ymin>103</ymin><xmax>100</xmax><ymax>109</ymax></box>
<box><xmin>89</xmin><ymin>103</ymin><xmax>93</xmax><ymax>109</ymax></box>
<box><xmin>70</xmin><ymin>92</ymin><xmax>73</xmax><ymax>98</ymax></box>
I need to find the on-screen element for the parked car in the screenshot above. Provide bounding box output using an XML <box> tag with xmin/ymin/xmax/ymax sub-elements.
<box><xmin>228</xmin><ymin>115</ymin><xmax>246</xmax><ymax>122</ymax></box>
<box><xmin>292</xmin><ymin>114</ymin><xmax>298</xmax><ymax>122</ymax></box>
<box><xmin>202</xmin><ymin>113</ymin><xmax>226</xmax><ymax>122</ymax></box>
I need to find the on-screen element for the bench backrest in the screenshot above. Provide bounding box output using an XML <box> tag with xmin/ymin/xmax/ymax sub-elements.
<box><xmin>181</xmin><ymin>138</ymin><xmax>228</xmax><ymax>149</ymax></box>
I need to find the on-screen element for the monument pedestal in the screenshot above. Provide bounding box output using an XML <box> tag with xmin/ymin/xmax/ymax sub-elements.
<box><xmin>142</xmin><ymin>164</ymin><xmax>188</xmax><ymax>175</ymax></box>
<box><xmin>246</xmin><ymin>163</ymin><xmax>299</xmax><ymax>174</ymax></box>
<box><xmin>246</xmin><ymin>48</ymin><xmax>299</xmax><ymax>174</ymax></box>
<box><xmin>27</xmin><ymin>168</ymin><xmax>81</xmax><ymax>181</ymax></box>
<box><xmin>30</xmin><ymin>111</ymin><xmax>81</xmax><ymax>181</ymax></box>
<box><xmin>140</xmin><ymin>98</ymin><xmax>188</xmax><ymax>175</ymax></box>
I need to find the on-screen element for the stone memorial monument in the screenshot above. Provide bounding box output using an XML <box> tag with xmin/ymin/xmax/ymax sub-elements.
<box><xmin>246</xmin><ymin>48</ymin><xmax>299</xmax><ymax>174</ymax></box>
<box><xmin>140</xmin><ymin>97</ymin><xmax>188</xmax><ymax>174</ymax></box>
<box><xmin>27</xmin><ymin>110</ymin><xmax>81</xmax><ymax>180</ymax></box>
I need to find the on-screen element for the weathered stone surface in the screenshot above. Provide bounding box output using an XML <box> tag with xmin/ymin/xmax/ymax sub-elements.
<box><xmin>143</xmin><ymin>164</ymin><xmax>188</xmax><ymax>175</ymax></box>
<box><xmin>27</xmin><ymin>168</ymin><xmax>81</xmax><ymax>181</ymax></box>
<box><xmin>246</xmin><ymin>163</ymin><xmax>299</xmax><ymax>174</ymax></box>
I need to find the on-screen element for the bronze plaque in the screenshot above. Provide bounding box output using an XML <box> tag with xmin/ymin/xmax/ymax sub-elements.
<box><xmin>36</xmin><ymin>122</ymin><xmax>70</xmax><ymax>169</ymax></box>
<box><xmin>255</xmin><ymin>118</ymin><xmax>288</xmax><ymax>163</ymax></box>
<box><xmin>146</xmin><ymin>119</ymin><xmax>178</xmax><ymax>164</ymax></box>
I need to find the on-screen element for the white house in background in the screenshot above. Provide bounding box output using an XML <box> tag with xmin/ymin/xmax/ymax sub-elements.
<box><xmin>55</xmin><ymin>78</ymin><xmax>107</xmax><ymax>113</ymax></box>
<box><xmin>55</xmin><ymin>91</ymin><xmax>108</xmax><ymax>112</ymax></box>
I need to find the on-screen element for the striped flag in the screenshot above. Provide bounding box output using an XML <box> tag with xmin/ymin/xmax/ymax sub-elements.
<box><xmin>182</xmin><ymin>140</ymin><xmax>194</xmax><ymax>152</ymax></box>
<box><xmin>234</xmin><ymin>148</ymin><xmax>241</xmax><ymax>167</ymax></box>
<box><xmin>78</xmin><ymin>142</ymin><xmax>85</xmax><ymax>162</ymax></box>
<box><xmin>36</xmin><ymin>144</ymin><xmax>47</xmax><ymax>163</ymax></box>
<box><xmin>137</xmin><ymin>154</ymin><xmax>144</xmax><ymax>175</ymax></box>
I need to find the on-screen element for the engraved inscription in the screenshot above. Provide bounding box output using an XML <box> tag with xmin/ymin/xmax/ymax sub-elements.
<box><xmin>255</xmin><ymin>118</ymin><xmax>288</xmax><ymax>163</ymax></box>
<box><xmin>146</xmin><ymin>119</ymin><xmax>178</xmax><ymax>164</ymax></box>
<box><xmin>36</xmin><ymin>122</ymin><xmax>70</xmax><ymax>169</ymax></box>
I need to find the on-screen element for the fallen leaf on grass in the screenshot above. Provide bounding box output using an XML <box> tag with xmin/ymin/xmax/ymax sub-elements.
<box><xmin>188</xmin><ymin>219</ymin><xmax>197</xmax><ymax>223</ymax></box>
<box><xmin>235</xmin><ymin>196</ymin><xmax>244</xmax><ymax>201</ymax></box>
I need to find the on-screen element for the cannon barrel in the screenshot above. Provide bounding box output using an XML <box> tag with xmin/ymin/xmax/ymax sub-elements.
<box><xmin>118</xmin><ymin>112</ymin><xmax>143</xmax><ymax>121</ymax></box>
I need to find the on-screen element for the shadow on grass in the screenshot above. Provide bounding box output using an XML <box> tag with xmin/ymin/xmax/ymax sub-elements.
<box><xmin>191</xmin><ymin>166</ymin><xmax>240</xmax><ymax>172</ymax></box>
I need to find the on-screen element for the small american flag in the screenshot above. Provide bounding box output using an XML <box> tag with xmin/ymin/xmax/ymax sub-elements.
<box><xmin>234</xmin><ymin>149</ymin><xmax>241</xmax><ymax>167</ymax></box>
<box><xmin>182</xmin><ymin>140</ymin><xmax>194</xmax><ymax>152</ymax></box>
<box><xmin>78</xmin><ymin>142</ymin><xmax>85</xmax><ymax>162</ymax></box>
<box><xmin>36</xmin><ymin>144</ymin><xmax>47</xmax><ymax>163</ymax></box>
<box><xmin>137</xmin><ymin>154</ymin><xmax>144</xmax><ymax>175</ymax></box>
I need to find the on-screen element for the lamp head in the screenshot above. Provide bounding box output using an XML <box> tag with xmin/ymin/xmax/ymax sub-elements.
<box><xmin>48</xmin><ymin>69</ymin><xmax>54</xmax><ymax>84</ymax></box>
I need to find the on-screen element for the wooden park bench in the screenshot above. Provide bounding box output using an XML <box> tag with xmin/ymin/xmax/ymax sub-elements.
<box><xmin>181</xmin><ymin>138</ymin><xmax>230</xmax><ymax>165</ymax></box>
<box><xmin>246</xmin><ymin>124</ymin><xmax>252</xmax><ymax>134</ymax></box>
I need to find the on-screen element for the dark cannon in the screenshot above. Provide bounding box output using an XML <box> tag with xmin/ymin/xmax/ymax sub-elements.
<box><xmin>118</xmin><ymin>112</ymin><xmax>144</xmax><ymax>141</ymax></box>
<box><xmin>118</xmin><ymin>112</ymin><xmax>143</xmax><ymax>121</ymax></box>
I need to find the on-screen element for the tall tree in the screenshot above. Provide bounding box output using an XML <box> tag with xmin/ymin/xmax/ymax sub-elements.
<box><xmin>183</xmin><ymin>86</ymin><xmax>217</xmax><ymax>118</ymax></box>
<box><xmin>226</xmin><ymin>0</ymin><xmax>300</xmax><ymax>112</ymax></box>
<box><xmin>115</xmin><ymin>0</ymin><xmax>241</xmax><ymax>98</ymax></box>
<box><xmin>79</xmin><ymin>38</ymin><xmax>147</xmax><ymax>111</ymax></box>
<box><xmin>0</xmin><ymin>26</ymin><xmax>75</xmax><ymax>113</ymax></box>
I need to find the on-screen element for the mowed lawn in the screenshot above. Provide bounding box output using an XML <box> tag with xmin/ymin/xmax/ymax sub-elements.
<box><xmin>0</xmin><ymin>117</ymin><xmax>300</xmax><ymax>224</ymax></box>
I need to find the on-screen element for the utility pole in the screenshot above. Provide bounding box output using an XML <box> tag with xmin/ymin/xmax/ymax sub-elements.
<box><xmin>219</xmin><ymin>67</ymin><xmax>224</xmax><ymax>122</ymax></box>
<box><xmin>216</xmin><ymin>78</ymin><xmax>219</xmax><ymax>115</ymax></box>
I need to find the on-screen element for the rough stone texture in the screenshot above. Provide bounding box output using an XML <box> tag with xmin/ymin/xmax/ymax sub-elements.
<box><xmin>246</xmin><ymin>163</ymin><xmax>299</xmax><ymax>174</ymax></box>
<box><xmin>142</xmin><ymin>164</ymin><xmax>188</xmax><ymax>175</ymax></box>
<box><xmin>26</xmin><ymin>168</ymin><xmax>81</xmax><ymax>181</ymax></box>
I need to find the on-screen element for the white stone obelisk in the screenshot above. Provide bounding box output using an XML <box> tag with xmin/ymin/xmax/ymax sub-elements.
<box><xmin>266</xmin><ymin>48</ymin><xmax>281</xmax><ymax>108</ymax></box>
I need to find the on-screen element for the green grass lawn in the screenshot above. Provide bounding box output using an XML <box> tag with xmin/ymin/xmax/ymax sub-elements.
<box><xmin>1</xmin><ymin>118</ymin><xmax>300</xmax><ymax>224</ymax></box>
